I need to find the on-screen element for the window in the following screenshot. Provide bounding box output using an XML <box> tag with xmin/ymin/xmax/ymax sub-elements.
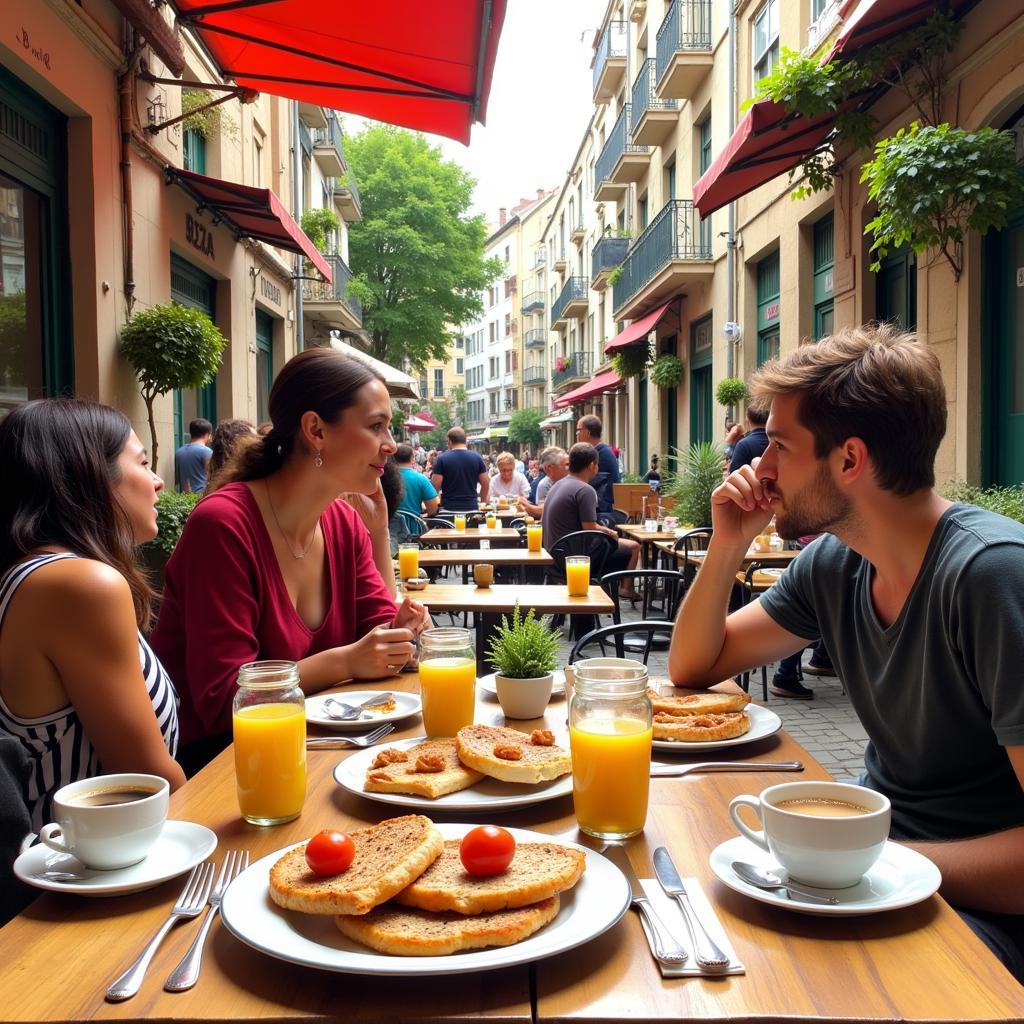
<box><xmin>489</xmin><ymin>321</ymin><xmax>497</xmax><ymax>343</ymax></box>
<box><xmin>504</xmin><ymin>245</ymin><xmax>510</xmax><ymax>264</ymax></box>
<box><xmin>664</xmin><ymin>159</ymin><xmax>676</xmax><ymax>202</ymax></box>
<box><xmin>489</xmin><ymin>357</ymin><xmax>499</xmax><ymax>379</ymax></box>
<box><xmin>753</xmin><ymin>0</ymin><xmax>779</xmax><ymax>84</ymax></box>
<box><xmin>638</xmin><ymin>193</ymin><xmax>648</xmax><ymax>231</ymax></box>
<box><xmin>456</xmin><ymin>357</ymin><xmax>464</xmax><ymax>374</ymax></box>
<box><xmin>812</xmin><ymin>213</ymin><xmax>834</xmax><ymax>341</ymax></box>
<box><xmin>504</xmin><ymin>313</ymin><xmax>512</xmax><ymax>336</ymax></box>
<box><xmin>433</xmin><ymin>369</ymin><xmax>444</xmax><ymax>397</ymax></box>
<box><xmin>254</xmin><ymin>139</ymin><xmax>263</xmax><ymax>187</ymax></box>
<box><xmin>183</xmin><ymin>128</ymin><xmax>206</xmax><ymax>173</ymax></box>
<box><xmin>419</xmin><ymin>373</ymin><xmax>428</xmax><ymax>395</ymax></box>
<box><xmin>811</xmin><ymin>0</ymin><xmax>829</xmax><ymax>19</ymax></box>
<box><xmin>756</xmin><ymin>250</ymin><xmax>781</xmax><ymax>365</ymax></box>
<box><xmin>456</xmin><ymin>336</ymin><xmax>464</xmax><ymax>349</ymax></box>
<box><xmin>505</xmin><ymin>351</ymin><xmax>512</xmax><ymax>374</ymax></box>
<box><xmin>508</xmin><ymin>389</ymin><xmax>518</xmax><ymax>410</ymax></box>
<box><xmin>699</xmin><ymin>118</ymin><xmax>712</xmax><ymax>252</ymax></box>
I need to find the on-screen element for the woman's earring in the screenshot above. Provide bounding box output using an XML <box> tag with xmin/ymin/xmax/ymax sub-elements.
<box><xmin>314</xmin><ymin>450</ymin><xmax>324</xmax><ymax>469</ymax></box>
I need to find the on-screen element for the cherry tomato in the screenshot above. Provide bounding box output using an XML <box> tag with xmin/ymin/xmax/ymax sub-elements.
<box><xmin>305</xmin><ymin>830</ymin><xmax>356</xmax><ymax>876</ymax></box>
<box><xmin>459</xmin><ymin>825</ymin><xmax>516</xmax><ymax>877</ymax></box>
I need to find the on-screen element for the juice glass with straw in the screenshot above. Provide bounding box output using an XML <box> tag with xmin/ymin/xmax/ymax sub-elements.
<box><xmin>398</xmin><ymin>543</ymin><xmax>419</xmax><ymax>581</ymax></box>
<box><xmin>565</xmin><ymin>555</ymin><xmax>590</xmax><ymax>596</ymax></box>
<box><xmin>232</xmin><ymin>661</ymin><xmax>306</xmax><ymax>825</ymax></box>
<box><xmin>418</xmin><ymin>628</ymin><xmax>477</xmax><ymax>737</ymax></box>
<box><xmin>569</xmin><ymin>659</ymin><xmax>652</xmax><ymax>840</ymax></box>
<box><xmin>527</xmin><ymin>523</ymin><xmax>543</xmax><ymax>552</ymax></box>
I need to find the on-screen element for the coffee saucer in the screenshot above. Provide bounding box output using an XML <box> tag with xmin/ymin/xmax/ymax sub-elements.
<box><xmin>14</xmin><ymin>820</ymin><xmax>217</xmax><ymax>897</ymax></box>
<box><xmin>709</xmin><ymin>835</ymin><xmax>941</xmax><ymax>916</ymax></box>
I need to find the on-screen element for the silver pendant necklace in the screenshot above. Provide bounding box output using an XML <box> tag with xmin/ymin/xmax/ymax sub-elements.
<box><xmin>265</xmin><ymin>479</ymin><xmax>318</xmax><ymax>559</ymax></box>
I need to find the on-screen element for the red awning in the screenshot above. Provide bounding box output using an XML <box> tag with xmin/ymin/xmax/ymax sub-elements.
<box><xmin>172</xmin><ymin>1</ymin><xmax>507</xmax><ymax>145</ymax></box>
<box><xmin>605</xmin><ymin>299</ymin><xmax>678</xmax><ymax>353</ymax></box>
<box><xmin>553</xmin><ymin>370</ymin><xmax>623</xmax><ymax>409</ymax></box>
<box><xmin>166</xmin><ymin>167</ymin><xmax>332</xmax><ymax>281</ymax></box>
<box><xmin>694</xmin><ymin>0</ymin><xmax>976</xmax><ymax>217</ymax></box>
<box><xmin>405</xmin><ymin>414</ymin><xmax>436</xmax><ymax>432</ymax></box>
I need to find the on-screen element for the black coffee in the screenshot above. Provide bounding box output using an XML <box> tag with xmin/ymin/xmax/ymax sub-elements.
<box><xmin>70</xmin><ymin>785</ymin><xmax>159</xmax><ymax>807</ymax></box>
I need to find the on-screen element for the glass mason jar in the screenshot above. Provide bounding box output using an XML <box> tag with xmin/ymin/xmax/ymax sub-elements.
<box><xmin>232</xmin><ymin>660</ymin><xmax>306</xmax><ymax>826</ymax></box>
<box><xmin>569</xmin><ymin>658</ymin><xmax>653</xmax><ymax>840</ymax></box>
<box><xmin>418</xmin><ymin>627</ymin><xmax>477</xmax><ymax>738</ymax></box>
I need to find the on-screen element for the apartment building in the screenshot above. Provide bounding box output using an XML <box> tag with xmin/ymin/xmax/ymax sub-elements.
<box><xmin>517</xmin><ymin>190</ymin><xmax>556</xmax><ymax>420</ymax></box>
<box><xmin>416</xmin><ymin>345</ymin><xmax>465</xmax><ymax>410</ymax></box>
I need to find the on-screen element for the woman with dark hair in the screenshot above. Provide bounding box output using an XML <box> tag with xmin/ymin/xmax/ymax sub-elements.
<box><xmin>205</xmin><ymin>418</ymin><xmax>257</xmax><ymax>493</ymax></box>
<box><xmin>152</xmin><ymin>348</ymin><xmax>427</xmax><ymax>774</ymax></box>
<box><xmin>0</xmin><ymin>399</ymin><xmax>184</xmax><ymax>828</ymax></box>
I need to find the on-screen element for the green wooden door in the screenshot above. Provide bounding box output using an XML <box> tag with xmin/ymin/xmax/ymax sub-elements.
<box><xmin>255</xmin><ymin>309</ymin><xmax>273</xmax><ymax>425</ymax></box>
<box><xmin>690</xmin><ymin>315</ymin><xmax>713</xmax><ymax>445</ymax></box>
<box><xmin>171</xmin><ymin>254</ymin><xmax>218</xmax><ymax>450</ymax></box>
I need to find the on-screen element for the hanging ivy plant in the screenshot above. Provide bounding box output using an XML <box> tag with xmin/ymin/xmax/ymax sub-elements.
<box><xmin>715</xmin><ymin>377</ymin><xmax>747</xmax><ymax>407</ymax></box>
<box><xmin>300</xmin><ymin>207</ymin><xmax>340</xmax><ymax>252</ymax></box>
<box><xmin>611</xmin><ymin>343</ymin><xmax>650</xmax><ymax>380</ymax></box>
<box><xmin>607</xmin><ymin>265</ymin><xmax>623</xmax><ymax>286</ymax></box>
<box><xmin>650</xmin><ymin>354</ymin><xmax>684</xmax><ymax>389</ymax></box>
<box><xmin>181</xmin><ymin>88</ymin><xmax>239</xmax><ymax>142</ymax></box>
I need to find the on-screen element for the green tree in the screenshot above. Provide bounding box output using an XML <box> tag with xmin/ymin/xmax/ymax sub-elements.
<box><xmin>420</xmin><ymin>400</ymin><xmax>455</xmax><ymax>448</ymax></box>
<box><xmin>344</xmin><ymin>125</ymin><xmax>502</xmax><ymax>368</ymax></box>
<box><xmin>507</xmin><ymin>407</ymin><xmax>545</xmax><ymax>448</ymax></box>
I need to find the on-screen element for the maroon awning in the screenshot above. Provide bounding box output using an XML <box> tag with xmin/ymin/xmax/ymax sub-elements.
<box><xmin>405</xmin><ymin>414</ymin><xmax>436</xmax><ymax>432</ymax></box>
<box><xmin>166</xmin><ymin>167</ymin><xmax>332</xmax><ymax>281</ymax></box>
<box><xmin>553</xmin><ymin>370</ymin><xmax>623</xmax><ymax>409</ymax></box>
<box><xmin>605</xmin><ymin>299</ymin><xmax>678</xmax><ymax>353</ymax></box>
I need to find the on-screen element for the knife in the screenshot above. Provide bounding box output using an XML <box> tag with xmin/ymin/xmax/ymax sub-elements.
<box><xmin>653</xmin><ymin>847</ymin><xmax>731</xmax><ymax>973</ymax></box>
<box><xmin>602</xmin><ymin>845</ymin><xmax>687</xmax><ymax>966</ymax></box>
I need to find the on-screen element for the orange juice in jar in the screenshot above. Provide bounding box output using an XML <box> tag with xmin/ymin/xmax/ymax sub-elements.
<box><xmin>565</xmin><ymin>555</ymin><xmax>590</xmax><ymax>596</ymax></box>
<box><xmin>398</xmin><ymin>543</ymin><xmax>419</xmax><ymax>581</ymax></box>
<box><xmin>232</xmin><ymin>661</ymin><xmax>306</xmax><ymax>825</ymax></box>
<box><xmin>527</xmin><ymin>523</ymin><xmax>543</xmax><ymax>552</ymax></box>
<box><xmin>418</xmin><ymin>628</ymin><xmax>477</xmax><ymax>737</ymax></box>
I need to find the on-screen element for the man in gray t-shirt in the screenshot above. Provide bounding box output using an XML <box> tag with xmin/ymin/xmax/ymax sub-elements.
<box><xmin>667</xmin><ymin>325</ymin><xmax>1024</xmax><ymax>981</ymax></box>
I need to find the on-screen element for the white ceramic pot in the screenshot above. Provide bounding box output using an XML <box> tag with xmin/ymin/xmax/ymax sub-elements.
<box><xmin>495</xmin><ymin>673</ymin><xmax>554</xmax><ymax>719</ymax></box>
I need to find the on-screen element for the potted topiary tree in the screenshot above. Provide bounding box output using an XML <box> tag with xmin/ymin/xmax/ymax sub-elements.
<box><xmin>120</xmin><ymin>303</ymin><xmax>227</xmax><ymax>474</ymax></box>
<box><xmin>486</xmin><ymin>605</ymin><xmax>561</xmax><ymax>719</ymax></box>
<box><xmin>716</xmin><ymin>377</ymin><xmax>747</xmax><ymax>408</ymax></box>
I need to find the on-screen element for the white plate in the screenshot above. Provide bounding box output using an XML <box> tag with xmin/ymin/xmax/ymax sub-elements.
<box><xmin>709</xmin><ymin>835</ymin><xmax>941</xmax><ymax>916</ymax></box>
<box><xmin>306</xmin><ymin>691</ymin><xmax>422</xmax><ymax>732</ymax></box>
<box><xmin>757</xmin><ymin>567</ymin><xmax>785</xmax><ymax>578</ymax></box>
<box><xmin>333</xmin><ymin>736</ymin><xmax>574</xmax><ymax>812</ymax></box>
<box><xmin>13</xmin><ymin>820</ymin><xmax>217</xmax><ymax>897</ymax></box>
<box><xmin>477</xmin><ymin>671</ymin><xmax>566</xmax><ymax>701</ymax></box>
<box><xmin>220</xmin><ymin>822</ymin><xmax>629</xmax><ymax>976</ymax></box>
<box><xmin>652</xmin><ymin>702</ymin><xmax>782</xmax><ymax>752</ymax></box>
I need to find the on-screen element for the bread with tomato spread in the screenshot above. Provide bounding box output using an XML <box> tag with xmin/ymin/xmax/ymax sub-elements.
<box><xmin>652</xmin><ymin>710</ymin><xmax>750</xmax><ymax>742</ymax></box>
<box><xmin>454</xmin><ymin>725</ymin><xmax>571</xmax><ymax>784</ymax></box>
<box><xmin>334</xmin><ymin>896</ymin><xmax>560</xmax><ymax>955</ymax></box>
<box><xmin>648</xmin><ymin>688</ymin><xmax>751</xmax><ymax>717</ymax></box>
<box><xmin>394</xmin><ymin>839</ymin><xmax>585</xmax><ymax>914</ymax></box>
<box><xmin>268</xmin><ymin>814</ymin><xmax>443</xmax><ymax>915</ymax></box>
<box><xmin>363</xmin><ymin>739</ymin><xmax>483</xmax><ymax>799</ymax></box>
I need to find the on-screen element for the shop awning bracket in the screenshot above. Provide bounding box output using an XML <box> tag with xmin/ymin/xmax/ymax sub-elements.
<box><xmin>137</xmin><ymin>73</ymin><xmax>252</xmax><ymax>135</ymax></box>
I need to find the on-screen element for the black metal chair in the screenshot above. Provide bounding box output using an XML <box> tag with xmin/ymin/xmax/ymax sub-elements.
<box><xmin>669</xmin><ymin>526</ymin><xmax>714</xmax><ymax>578</ymax></box>
<box><xmin>422</xmin><ymin>517</ymin><xmax>455</xmax><ymax>532</ymax></box>
<box><xmin>396</xmin><ymin>509</ymin><xmax>427</xmax><ymax>537</ymax></box>
<box><xmin>600</xmin><ymin>569</ymin><xmax>689</xmax><ymax>625</ymax></box>
<box><xmin>568</xmin><ymin>620</ymin><xmax>676</xmax><ymax>664</ymax></box>
<box><xmin>597</xmin><ymin>507</ymin><xmax>629</xmax><ymax>529</ymax></box>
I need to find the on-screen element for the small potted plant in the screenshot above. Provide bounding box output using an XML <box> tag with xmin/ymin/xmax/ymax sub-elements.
<box><xmin>486</xmin><ymin>604</ymin><xmax>561</xmax><ymax>719</ymax></box>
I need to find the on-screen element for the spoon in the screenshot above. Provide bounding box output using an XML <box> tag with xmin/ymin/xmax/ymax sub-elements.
<box><xmin>323</xmin><ymin>692</ymin><xmax>394</xmax><ymax>721</ymax></box>
<box><xmin>730</xmin><ymin>862</ymin><xmax>840</xmax><ymax>905</ymax></box>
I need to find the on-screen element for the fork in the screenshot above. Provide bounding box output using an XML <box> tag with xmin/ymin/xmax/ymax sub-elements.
<box><xmin>306</xmin><ymin>723</ymin><xmax>395</xmax><ymax>748</ymax></box>
<box><xmin>105</xmin><ymin>862</ymin><xmax>214</xmax><ymax>1001</ymax></box>
<box><xmin>163</xmin><ymin>851</ymin><xmax>249</xmax><ymax>991</ymax></box>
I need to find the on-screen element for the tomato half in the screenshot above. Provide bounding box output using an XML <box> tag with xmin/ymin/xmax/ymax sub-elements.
<box><xmin>459</xmin><ymin>825</ymin><xmax>516</xmax><ymax>877</ymax></box>
<box><xmin>305</xmin><ymin>830</ymin><xmax>356</xmax><ymax>876</ymax></box>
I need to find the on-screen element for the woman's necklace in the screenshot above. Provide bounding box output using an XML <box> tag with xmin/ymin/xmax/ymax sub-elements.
<box><xmin>264</xmin><ymin>479</ymin><xmax>318</xmax><ymax>559</ymax></box>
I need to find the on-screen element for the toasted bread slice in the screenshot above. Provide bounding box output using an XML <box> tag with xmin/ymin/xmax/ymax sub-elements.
<box><xmin>395</xmin><ymin>839</ymin><xmax>585</xmax><ymax>914</ymax></box>
<box><xmin>653</xmin><ymin>710</ymin><xmax>751</xmax><ymax>742</ymax></box>
<box><xmin>455</xmin><ymin>725</ymin><xmax>571</xmax><ymax>784</ymax></box>
<box><xmin>648</xmin><ymin>688</ymin><xmax>752</xmax><ymax>717</ymax></box>
<box><xmin>335</xmin><ymin>896</ymin><xmax>560</xmax><ymax>956</ymax></box>
<box><xmin>363</xmin><ymin>739</ymin><xmax>484</xmax><ymax>799</ymax></box>
<box><xmin>269</xmin><ymin>815</ymin><xmax>443</xmax><ymax>916</ymax></box>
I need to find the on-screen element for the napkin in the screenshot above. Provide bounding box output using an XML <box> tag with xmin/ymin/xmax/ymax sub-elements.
<box><xmin>639</xmin><ymin>878</ymin><xmax>745</xmax><ymax>978</ymax></box>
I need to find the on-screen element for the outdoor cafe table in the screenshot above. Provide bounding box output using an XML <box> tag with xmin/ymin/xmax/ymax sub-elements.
<box><xmin>420</xmin><ymin>527</ymin><xmax>522</xmax><ymax>544</ymax></box>
<box><xmin>656</xmin><ymin>541</ymin><xmax>800</xmax><ymax>570</ymax></box>
<box><xmin>617</xmin><ymin>524</ymin><xmax>684</xmax><ymax>569</ymax></box>
<box><xmin>413</xmin><ymin>547</ymin><xmax>553</xmax><ymax>585</ymax></box>
<box><xmin>3</xmin><ymin>674</ymin><xmax>1022</xmax><ymax>1024</ymax></box>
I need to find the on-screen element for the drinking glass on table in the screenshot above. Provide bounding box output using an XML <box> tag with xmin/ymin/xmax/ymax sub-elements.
<box><xmin>398</xmin><ymin>542</ymin><xmax>419</xmax><ymax>581</ymax></box>
<box><xmin>565</xmin><ymin>555</ymin><xmax>590</xmax><ymax>596</ymax></box>
<box><xmin>485</xmin><ymin>512</ymin><xmax>498</xmax><ymax>530</ymax></box>
<box><xmin>418</xmin><ymin>627</ymin><xmax>477</xmax><ymax>737</ymax></box>
<box><xmin>527</xmin><ymin>523</ymin><xmax>543</xmax><ymax>553</ymax></box>
<box><xmin>454</xmin><ymin>514</ymin><xmax>467</xmax><ymax>532</ymax></box>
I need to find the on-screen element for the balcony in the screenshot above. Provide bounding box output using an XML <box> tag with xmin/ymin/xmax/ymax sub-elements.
<box><xmin>631</xmin><ymin>58</ymin><xmax>678</xmax><ymax>148</ymax></box>
<box><xmin>628</xmin><ymin>0</ymin><xmax>646</xmax><ymax>22</ymax></box>
<box><xmin>313</xmin><ymin>114</ymin><xmax>346</xmax><ymax>177</ymax></box>
<box><xmin>532</xmin><ymin>249</ymin><xmax>546</xmax><ymax>269</ymax></box>
<box><xmin>522</xmin><ymin>364</ymin><xmax>546</xmax><ymax>386</ymax></box>
<box><xmin>524</xmin><ymin>328</ymin><xmax>546</xmax><ymax>349</ymax></box>
<box><xmin>552</xmin><ymin>351</ymin><xmax>593</xmax><ymax>391</ymax></box>
<box><xmin>332</xmin><ymin>174</ymin><xmax>362</xmax><ymax>222</ymax></box>
<box><xmin>553</xmin><ymin>247</ymin><xmax>567</xmax><ymax>273</ymax></box>
<box><xmin>489</xmin><ymin>409</ymin><xmax>511</xmax><ymax>424</ymax></box>
<box><xmin>594</xmin><ymin>105</ymin><xmax>649</xmax><ymax>201</ymax></box>
<box><xmin>301</xmin><ymin>252</ymin><xmax>362</xmax><ymax>332</ymax></box>
<box><xmin>611</xmin><ymin>199</ymin><xmax>713</xmax><ymax>320</ymax></box>
<box><xmin>551</xmin><ymin>276</ymin><xmax>588</xmax><ymax>330</ymax></box>
<box><xmin>521</xmin><ymin>291</ymin><xmax>545</xmax><ymax>314</ymax></box>
<box><xmin>570</xmin><ymin>218</ymin><xmax>586</xmax><ymax>247</ymax></box>
<box><xmin>297</xmin><ymin>101</ymin><xmax>327</xmax><ymax>130</ymax></box>
<box><xmin>656</xmin><ymin>0</ymin><xmax>713</xmax><ymax>100</ymax></box>
<box><xmin>591</xmin><ymin>235</ymin><xmax>630</xmax><ymax>291</ymax></box>
<box><xmin>592</xmin><ymin>20</ymin><xmax>627</xmax><ymax>103</ymax></box>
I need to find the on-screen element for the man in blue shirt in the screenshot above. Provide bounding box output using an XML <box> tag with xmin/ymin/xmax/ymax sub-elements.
<box><xmin>729</xmin><ymin>405</ymin><xmax>769</xmax><ymax>472</ymax></box>
<box><xmin>395</xmin><ymin>444</ymin><xmax>439</xmax><ymax>523</ymax></box>
<box><xmin>174</xmin><ymin>418</ymin><xmax>213</xmax><ymax>493</ymax></box>
<box><xmin>575</xmin><ymin>414</ymin><xmax>620</xmax><ymax>514</ymax></box>
<box><xmin>431</xmin><ymin>427</ymin><xmax>490</xmax><ymax>512</ymax></box>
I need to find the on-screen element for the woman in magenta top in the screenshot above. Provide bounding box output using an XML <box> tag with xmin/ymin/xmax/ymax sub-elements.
<box><xmin>152</xmin><ymin>349</ymin><xmax>427</xmax><ymax>774</ymax></box>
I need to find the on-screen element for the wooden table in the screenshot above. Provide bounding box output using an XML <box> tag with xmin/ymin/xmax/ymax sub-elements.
<box><xmin>420</xmin><ymin>528</ymin><xmax>522</xmax><ymax>544</ymax></box>
<box><xmin>5</xmin><ymin>675</ymin><xmax>1021</xmax><ymax>1024</ymax></box>
<box><xmin>617</xmin><ymin>524</ymin><xmax>682</xmax><ymax>568</ymax></box>
<box><xmin>658</xmin><ymin>542</ymin><xmax>800</xmax><ymax>569</ymax></box>
<box><xmin>414</xmin><ymin>548</ymin><xmax>553</xmax><ymax>568</ymax></box>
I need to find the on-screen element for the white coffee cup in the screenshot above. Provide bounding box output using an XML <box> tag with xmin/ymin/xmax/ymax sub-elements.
<box><xmin>38</xmin><ymin>773</ymin><xmax>169</xmax><ymax>870</ymax></box>
<box><xmin>729</xmin><ymin>780</ymin><xmax>891</xmax><ymax>888</ymax></box>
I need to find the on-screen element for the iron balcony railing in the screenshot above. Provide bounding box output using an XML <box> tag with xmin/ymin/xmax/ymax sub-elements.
<box><xmin>595</xmin><ymin>105</ymin><xmax>648</xmax><ymax>195</ymax></box>
<box><xmin>521</xmin><ymin>290</ymin><xmax>545</xmax><ymax>314</ymax></box>
<box><xmin>551</xmin><ymin>276</ymin><xmax>588</xmax><ymax>325</ymax></box>
<box><xmin>593</xmin><ymin>20</ymin><xmax>627</xmax><ymax>93</ymax></box>
<box><xmin>301</xmin><ymin>252</ymin><xmax>362</xmax><ymax>322</ymax></box>
<box><xmin>533</xmin><ymin>250</ymin><xmax>546</xmax><ymax>268</ymax></box>
<box><xmin>552</xmin><ymin>351</ymin><xmax>593</xmax><ymax>389</ymax></box>
<box><xmin>631</xmin><ymin>58</ymin><xmax>677</xmax><ymax>134</ymax></box>
<box><xmin>522</xmin><ymin>365</ymin><xmax>546</xmax><ymax>386</ymax></box>
<box><xmin>297</xmin><ymin>118</ymin><xmax>312</xmax><ymax>154</ymax></box>
<box><xmin>611</xmin><ymin>199</ymin><xmax>711</xmax><ymax>311</ymax></box>
<box><xmin>656</xmin><ymin>0</ymin><xmax>713</xmax><ymax>85</ymax></box>
<box><xmin>592</xmin><ymin>236</ymin><xmax>630</xmax><ymax>282</ymax></box>
<box><xmin>524</xmin><ymin>328</ymin><xmax>546</xmax><ymax>348</ymax></box>
<box><xmin>313</xmin><ymin>113</ymin><xmax>345</xmax><ymax>164</ymax></box>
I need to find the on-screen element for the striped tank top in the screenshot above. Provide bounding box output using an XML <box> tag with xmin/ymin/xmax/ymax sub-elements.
<box><xmin>0</xmin><ymin>553</ymin><xmax>179</xmax><ymax>830</ymax></box>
